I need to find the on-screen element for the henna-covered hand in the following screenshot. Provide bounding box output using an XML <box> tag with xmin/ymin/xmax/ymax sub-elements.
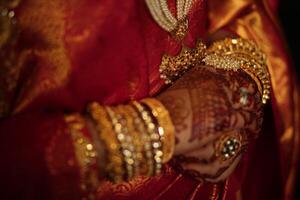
<box><xmin>157</xmin><ymin>65</ymin><xmax>263</xmax><ymax>182</ymax></box>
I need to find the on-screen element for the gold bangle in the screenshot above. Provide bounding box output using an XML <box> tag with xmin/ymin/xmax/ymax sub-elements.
<box><xmin>141</xmin><ymin>98</ymin><xmax>175</xmax><ymax>163</ymax></box>
<box><xmin>108</xmin><ymin>105</ymin><xmax>135</xmax><ymax>181</ymax></box>
<box><xmin>87</xmin><ymin>102</ymin><xmax>123</xmax><ymax>183</ymax></box>
<box><xmin>128</xmin><ymin>103</ymin><xmax>151</xmax><ymax>176</ymax></box>
<box><xmin>119</xmin><ymin>104</ymin><xmax>145</xmax><ymax>177</ymax></box>
<box><xmin>64</xmin><ymin>114</ymin><xmax>98</xmax><ymax>197</ymax></box>
<box><xmin>132</xmin><ymin>101</ymin><xmax>159</xmax><ymax>176</ymax></box>
<box><xmin>138</xmin><ymin>100</ymin><xmax>165</xmax><ymax>175</ymax></box>
<box><xmin>203</xmin><ymin>38</ymin><xmax>271</xmax><ymax>104</ymax></box>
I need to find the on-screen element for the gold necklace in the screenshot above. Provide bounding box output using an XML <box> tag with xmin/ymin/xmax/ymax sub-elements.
<box><xmin>146</xmin><ymin>0</ymin><xmax>193</xmax><ymax>40</ymax></box>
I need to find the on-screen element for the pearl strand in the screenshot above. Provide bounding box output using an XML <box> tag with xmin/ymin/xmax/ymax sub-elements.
<box><xmin>183</xmin><ymin>0</ymin><xmax>193</xmax><ymax>19</ymax></box>
<box><xmin>159</xmin><ymin>0</ymin><xmax>177</xmax><ymax>26</ymax></box>
<box><xmin>176</xmin><ymin>0</ymin><xmax>185</xmax><ymax>21</ymax></box>
<box><xmin>146</xmin><ymin>0</ymin><xmax>174</xmax><ymax>32</ymax></box>
<box><xmin>146</xmin><ymin>0</ymin><xmax>193</xmax><ymax>33</ymax></box>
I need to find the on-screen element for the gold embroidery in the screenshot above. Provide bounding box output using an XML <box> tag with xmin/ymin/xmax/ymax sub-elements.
<box><xmin>14</xmin><ymin>0</ymin><xmax>71</xmax><ymax>113</ymax></box>
<box><xmin>209</xmin><ymin>184</ymin><xmax>220</xmax><ymax>200</ymax></box>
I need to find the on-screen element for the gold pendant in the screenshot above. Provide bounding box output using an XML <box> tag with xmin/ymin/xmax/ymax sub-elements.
<box><xmin>171</xmin><ymin>18</ymin><xmax>188</xmax><ymax>41</ymax></box>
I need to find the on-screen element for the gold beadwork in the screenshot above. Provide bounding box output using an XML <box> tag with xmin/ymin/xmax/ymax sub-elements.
<box><xmin>64</xmin><ymin>114</ymin><xmax>98</xmax><ymax>198</ymax></box>
<box><xmin>203</xmin><ymin>54</ymin><xmax>241</xmax><ymax>71</ymax></box>
<box><xmin>171</xmin><ymin>19</ymin><xmax>188</xmax><ymax>41</ymax></box>
<box><xmin>159</xmin><ymin>41</ymin><xmax>207</xmax><ymax>84</ymax></box>
<box><xmin>141</xmin><ymin>98</ymin><xmax>175</xmax><ymax>163</ymax></box>
<box><xmin>87</xmin><ymin>102</ymin><xmax>124</xmax><ymax>183</ymax></box>
<box><xmin>203</xmin><ymin>38</ymin><xmax>271</xmax><ymax>104</ymax></box>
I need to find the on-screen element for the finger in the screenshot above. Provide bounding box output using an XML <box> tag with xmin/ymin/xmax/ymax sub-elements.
<box><xmin>205</xmin><ymin>154</ymin><xmax>242</xmax><ymax>182</ymax></box>
<box><xmin>184</xmin><ymin>141</ymin><xmax>215</xmax><ymax>162</ymax></box>
<box><xmin>181</xmin><ymin>155</ymin><xmax>232</xmax><ymax>177</ymax></box>
<box><xmin>180</xmin><ymin>130</ymin><xmax>246</xmax><ymax>178</ymax></box>
<box><xmin>182</xmin><ymin>132</ymin><xmax>220</xmax><ymax>154</ymax></box>
<box><xmin>181</xmin><ymin>154</ymin><xmax>242</xmax><ymax>182</ymax></box>
<box><xmin>184</xmin><ymin>129</ymin><xmax>245</xmax><ymax>159</ymax></box>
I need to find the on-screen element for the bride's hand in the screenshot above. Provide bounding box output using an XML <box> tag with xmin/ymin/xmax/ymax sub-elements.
<box><xmin>157</xmin><ymin>65</ymin><xmax>263</xmax><ymax>182</ymax></box>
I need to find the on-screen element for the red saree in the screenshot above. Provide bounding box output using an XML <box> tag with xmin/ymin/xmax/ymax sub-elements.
<box><xmin>0</xmin><ymin>0</ymin><xmax>299</xmax><ymax>199</ymax></box>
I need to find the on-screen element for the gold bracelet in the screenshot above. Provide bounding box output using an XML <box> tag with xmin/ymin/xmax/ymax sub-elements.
<box><xmin>141</xmin><ymin>98</ymin><xmax>175</xmax><ymax>163</ymax></box>
<box><xmin>203</xmin><ymin>38</ymin><xmax>271</xmax><ymax>104</ymax></box>
<box><xmin>128</xmin><ymin>103</ymin><xmax>151</xmax><ymax>176</ymax></box>
<box><xmin>87</xmin><ymin>102</ymin><xmax>123</xmax><ymax>183</ymax></box>
<box><xmin>132</xmin><ymin>101</ymin><xmax>158</xmax><ymax>176</ymax></box>
<box><xmin>142</xmin><ymin>105</ymin><xmax>164</xmax><ymax>176</ymax></box>
<box><xmin>119</xmin><ymin>105</ymin><xmax>145</xmax><ymax>177</ymax></box>
<box><xmin>108</xmin><ymin>105</ymin><xmax>135</xmax><ymax>181</ymax></box>
<box><xmin>64</xmin><ymin>114</ymin><xmax>98</xmax><ymax>198</ymax></box>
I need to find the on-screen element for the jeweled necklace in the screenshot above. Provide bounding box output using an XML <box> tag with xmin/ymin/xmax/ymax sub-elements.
<box><xmin>146</xmin><ymin>0</ymin><xmax>207</xmax><ymax>84</ymax></box>
<box><xmin>146</xmin><ymin>0</ymin><xmax>193</xmax><ymax>40</ymax></box>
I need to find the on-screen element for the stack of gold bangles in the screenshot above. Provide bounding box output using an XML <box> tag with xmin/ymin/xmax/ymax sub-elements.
<box><xmin>84</xmin><ymin>98</ymin><xmax>175</xmax><ymax>183</ymax></box>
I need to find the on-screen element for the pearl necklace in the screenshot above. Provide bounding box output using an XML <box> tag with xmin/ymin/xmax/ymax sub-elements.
<box><xmin>146</xmin><ymin>0</ymin><xmax>193</xmax><ymax>40</ymax></box>
<box><xmin>145</xmin><ymin>0</ymin><xmax>205</xmax><ymax>85</ymax></box>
